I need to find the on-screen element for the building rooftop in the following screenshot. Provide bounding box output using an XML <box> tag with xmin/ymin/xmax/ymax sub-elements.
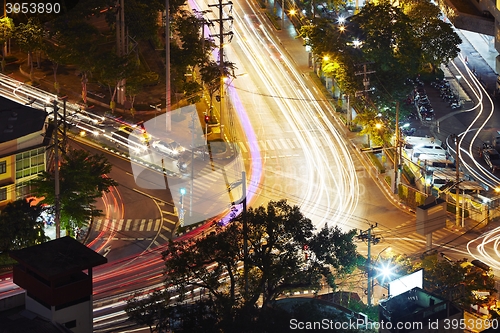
<box><xmin>9</xmin><ymin>236</ymin><xmax>107</xmax><ymax>280</ymax></box>
<box><xmin>0</xmin><ymin>96</ymin><xmax>47</xmax><ymax>143</ymax></box>
<box><xmin>379</xmin><ymin>287</ymin><xmax>462</xmax><ymax>325</ymax></box>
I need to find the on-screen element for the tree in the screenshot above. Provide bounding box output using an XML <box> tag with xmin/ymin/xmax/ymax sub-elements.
<box><xmin>400</xmin><ymin>0</ymin><xmax>461</xmax><ymax>72</ymax></box>
<box><xmin>43</xmin><ymin>40</ymin><xmax>70</xmax><ymax>95</ymax></box>
<box><xmin>50</xmin><ymin>18</ymin><xmax>100</xmax><ymax>104</ymax></box>
<box><xmin>0</xmin><ymin>198</ymin><xmax>48</xmax><ymax>253</ymax></box>
<box><xmin>127</xmin><ymin>200</ymin><xmax>359</xmax><ymax>331</ymax></box>
<box><xmin>94</xmin><ymin>52</ymin><xmax>129</xmax><ymax>108</ymax></box>
<box><xmin>0</xmin><ymin>17</ymin><xmax>14</xmax><ymax>72</ymax></box>
<box><xmin>301</xmin><ymin>0</ymin><xmax>461</xmax><ymax>114</ymax></box>
<box><xmin>31</xmin><ymin>149</ymin><xmax>117</xmax><ymax>236</ymax></box>
<box><xmin>13</xmin><ymin>18</ymin><xmax>44</xmax><ymax>81</ymax></box>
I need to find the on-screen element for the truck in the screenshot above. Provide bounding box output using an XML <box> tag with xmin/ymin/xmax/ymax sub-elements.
<box><xmin>483</xmin><ymin>147</ymin><xmax>500</xmax><ymax>172</ymax></box>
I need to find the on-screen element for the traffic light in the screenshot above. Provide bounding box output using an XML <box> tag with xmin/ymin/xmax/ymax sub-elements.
<box><xmin>180</xmin><ymin>188</ymin><xmax>186</xmax><ymax>195</ymax></box>
<box><xmin>204</xmin><ymin>115</ymin><xmax>210</xmax><ymax>123</ymax></box>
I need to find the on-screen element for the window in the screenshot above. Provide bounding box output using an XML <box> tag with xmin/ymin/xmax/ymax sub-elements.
<box><xmin>16</xmin><ymin>182</ymin><xmax>33</xmax><ymax>200</ymax></box>
<box><xmin>0</xmin><ymin>188</ymin><xmax>6</xmax><ymax>201</ymax></box>
<box><xmin>0</xmin><ymin>161</ymin><xmax>5</xmax><ymax>174</ymax></box>
<box><xmin>15</xmin><ymin>148</ymin><xmax>45</xmax><ymax>179</ymax></box>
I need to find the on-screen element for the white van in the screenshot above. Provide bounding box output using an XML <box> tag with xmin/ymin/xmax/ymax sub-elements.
<box><xmin>404</xmin><ymin>136</ymin><xmax>442</xmax><ymax>149</ymax></box>
<box><xmin>412</xmin><ymin>144</ymin><xmax>447</xmax><ymax>161</ymax></box>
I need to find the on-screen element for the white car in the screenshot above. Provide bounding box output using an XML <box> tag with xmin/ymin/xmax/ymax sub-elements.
<box><xmin>151</xmin><ymin>140</ymin><xmax>183</xmax><ymax>159</ymax></box>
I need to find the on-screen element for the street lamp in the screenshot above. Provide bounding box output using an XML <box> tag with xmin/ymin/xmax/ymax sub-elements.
<box><xmin>370</xmin><ymin>246</ymin><xmax>394</xmax><ymax>304</ymax></box>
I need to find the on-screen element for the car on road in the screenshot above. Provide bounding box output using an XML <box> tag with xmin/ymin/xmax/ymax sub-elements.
<box><xmin>483</xmin><ymin>147</ymin><xmax>500</xmax><ymax>172</ymax></box>
<box><xmin>151</xmin><ymin>139</ymin><xmax>183</xmax><ymax>159</ymax></box>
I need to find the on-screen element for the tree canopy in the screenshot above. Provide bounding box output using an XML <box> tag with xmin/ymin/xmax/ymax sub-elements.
<box><xmin>0</xmin><ymin>198</ymin><xmax>48</xmax><ymax>253</ymax></box>
<box><xmin>300</xmin><ymin>0</ymin><xmax>461</xmax><ymax>116</ymax></box>
<box><xmin>126</xmin><ymin>200</ymin><xmax>359</xmax><ymax>331</ymax></box>
<box><xmin>31</xmin><ymin>149</ymin><xmax>117</xmax><ymax>236</ymax></box>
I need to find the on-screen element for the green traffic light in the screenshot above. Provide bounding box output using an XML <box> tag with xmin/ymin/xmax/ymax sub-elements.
<box><xmin>180</xmin><ymin>188</ymin><xmax>186</xmax><ymax>195</ymax></box>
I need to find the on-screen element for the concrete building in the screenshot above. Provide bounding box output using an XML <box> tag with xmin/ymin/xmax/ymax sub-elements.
<box><xmin>9</xmin><ymin>236</ymin><xmax>107</xmax><ymax>332</ymax></box>
<box><xmin>0</xmin><ymin>95</ymin><xmax>50</xmax><ymax>209</ymax></box>
<box><xmin>378</xmin><ymin>287</ymin><xmax>463</xmax><ymax>333</ymax></box>
<box><xmin>436</xmin><ymin>0</ymin><xmax>499</xmax><ymax>73</ymax></box>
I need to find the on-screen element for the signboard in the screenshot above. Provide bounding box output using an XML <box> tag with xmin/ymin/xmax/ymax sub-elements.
<box><xmin>388</xmin><ymin>269</ymin><xmax>423</xmax><ymax>298</ymax></box>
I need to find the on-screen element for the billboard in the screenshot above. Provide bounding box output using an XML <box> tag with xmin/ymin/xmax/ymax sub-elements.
<box><xmin>388</xmin><ymin>269</ymin><xmax>423</xmax><ymax>298</ymax></box>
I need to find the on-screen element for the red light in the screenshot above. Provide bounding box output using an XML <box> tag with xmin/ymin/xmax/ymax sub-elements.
<box><xmin>204</xmin><ymin>115</ymin><xmax>210</xmax><ymax>123</ymax></box>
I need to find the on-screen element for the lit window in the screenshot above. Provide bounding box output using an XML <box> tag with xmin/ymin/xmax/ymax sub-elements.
<box><xmin>0</xmin><ymin>161</ymin><xmax>6</xmax><ymax>174</ymax></box>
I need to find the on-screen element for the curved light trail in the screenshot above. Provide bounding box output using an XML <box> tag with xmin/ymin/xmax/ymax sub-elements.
<box><xmin>194</xmin><ymin>0</ymin><xmax>360</xmax><ymax>229</ymax></box>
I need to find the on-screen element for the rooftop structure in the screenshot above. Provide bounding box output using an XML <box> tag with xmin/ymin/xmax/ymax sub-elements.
<box><xmin>379</xmin><ymin>287</ymin><xmax>463</xmax><ymax>333</ymax></box>
<box><xmin>9</xmin><ymin>236</ymin><xmax>107</xmax><ymax>333</ymax></box>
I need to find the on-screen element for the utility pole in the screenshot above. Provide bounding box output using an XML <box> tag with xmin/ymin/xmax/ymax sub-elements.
<box><xmin>455</xmin><ymin>135</ymin><xmax>461</xmax><ymax>227</ymax></box>
<box><xmin>116</xmin><ymin>0</ymin><xmax>126</xmax><ymax>105</ymax></box>
<box><xmin>241</xmin><ymin>172</ymin><xmax>248</xmax><ymax>298</ymax></box>
<box><xmin>165</xmin><ymin>0</ymin><xmax>171</xmax><ymax>131</ymax></box>
<box><xmin>346</xmin><ymin>94</ymin><xmax>351</xmax><ymax>127</ymax></box>
<box><xmin>190</xmin><ymin>114</ymin><xmax>195</xmax><ymax>217</ymax></box>
<box><xmin>208</xmin><ymin>0</ymin><xmax>233</xmax><ymax>140</ymax></box>
<box><xmin>355</xmin><ymin>63</ymin><xmax>376</xmax><ymax>99</ymax></box>
<box><xmin>355</xmin><ymin>63</ymin><xmax>375</xmax><ymax>146</ymax></box>
<box><xmin>53</xmin><ymin>99</ymin><xmax>61</xmax><ymax>238</ymax></box>
<box><xmin>394</xmin><ymin>102</ymin><xmax>400</xmax><ymax>194</ymax></box>
<box><xmin>358</xmin><ymin>223</ymin><xmax>379</xmax><ymax>306</ymax></box>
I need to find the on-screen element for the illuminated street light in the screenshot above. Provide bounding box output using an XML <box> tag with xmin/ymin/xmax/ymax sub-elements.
<box><xmin>369</xmin><ymin>246</ymin><xmax>394</xmax><ymax>304</ymax></box>
<box><xmin>375</xmin><ymin>260</ymin><xmax>396</xmax><ymax>283</ymax></box>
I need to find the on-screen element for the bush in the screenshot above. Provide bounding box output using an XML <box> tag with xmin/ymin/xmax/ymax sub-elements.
<box><xmin>368</xmin><ymin>152</ymin><xmax>385</xmax><ymax>173</ymax></box>
<box><xmin>402</xmin><ymin>164</ymin><xmax>415</xmax><ymax>185</ymax></box>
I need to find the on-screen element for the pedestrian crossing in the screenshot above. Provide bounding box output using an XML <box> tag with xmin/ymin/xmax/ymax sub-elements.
<box><xmin>93</xmin><ymin>218</ymin><xmax>162</xmax><ymax>232</ymax></box>
<box><xmin>379</xmin><ymin>227</ymin><xmax>458</xmax><ymax>255</ymax></box>
<box><xmin>236</xmin><ymin>138</ymin><xmax>306</xmax><ymax>153</ymax></box>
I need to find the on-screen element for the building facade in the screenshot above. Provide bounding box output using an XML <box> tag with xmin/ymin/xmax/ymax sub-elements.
<box><xmin>0</xmin><ymin>96</ymin><xmax>49</xmax><ymax>209</ymax></box>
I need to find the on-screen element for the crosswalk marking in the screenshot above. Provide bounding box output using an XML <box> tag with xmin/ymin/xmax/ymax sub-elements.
<box><xmin>279</xmin><ymin>138</ymin><xmax>288</xmax><ymax>149</ymax></box>
<box><xmin>238</xmin><ymin>141</ymin><xmax>248</xmax><ymax>153</ymax></box>
<box><xmin>93</xmin><ymin>218</ymin><xmax>165</xmax><ymax>232</ymax></box>
<box><xmin>266</xmin><ymin>140</ymin><xmax>275</xmax><ymax>150</ymax></box>
<box><xmin>125</xmin><ymin>219</ymin><xmax>132</xmax><ymax>231</ymax></box>
<box><xmin>236</xmin><ymin>138</ymin><xmax>310</xmax><ymax>152</ymax></box>
<box><xmin>117</xmin><ymin>219</ymin><xmax>124</xmax><ymax>231</ymax></box>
